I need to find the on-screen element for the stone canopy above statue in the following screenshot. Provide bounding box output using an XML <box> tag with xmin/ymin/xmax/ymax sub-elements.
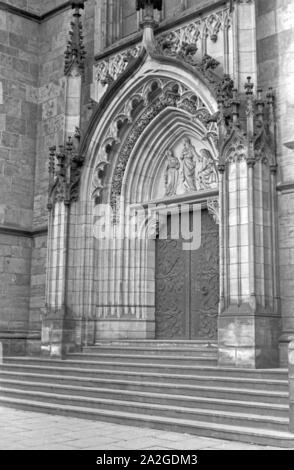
<box><xmin>153</xmin><ymin>136</ymin><xmax>218</xmax><ymax>200</ymax></box>
<box><xmin>136</xmin><ymin>0</ymin><xmax>163</xmax><ymax>11</ymax></box>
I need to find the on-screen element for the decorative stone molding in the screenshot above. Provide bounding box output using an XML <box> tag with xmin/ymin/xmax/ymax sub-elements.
<box><xmin>95</xmin><ymin>46</ymin><xmax>141</xmax><ymax>86</ymax></box>
<box><xmin>91</xmin><ymin>76</ymin><xmax>218</xmax><ymax>208</ymax></box>
<box><xmin>203</xmin><ymin>10</ymin><xmax>230</xmax><ymax>43</ymax></box>
<box><xmin>48</xmin><ymin>131</ymin><xmax>85</xmax><ymax>209</ymax></box>
<box><xmin>157</xmin><ymin>22</ymin><xmax>201</xmax><ymax>57</ymax></box>
<box><xmin>64</xmin><ymin>1</ymin><xmax>86</xmax><ymax>76</ymax></box>
<box><xmin>94</xmin><ymin>7</ymin><xmax>232</xmax><ymax>97</ymax></box>
<box><xmin>218</xmin><ymin>78</ymin><xmax>276</xmax><ymax>168</ymax></box>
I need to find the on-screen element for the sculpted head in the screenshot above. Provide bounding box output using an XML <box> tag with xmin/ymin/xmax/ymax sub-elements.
<box><xmin>165</xmin><ymin>149</ymin><xmax>173</xmax><ymax>158</ymax></box>
<box><xmin>183</xmin><ymin>137</ymin><xmax>192</xmax><ymax>149</ymax></box>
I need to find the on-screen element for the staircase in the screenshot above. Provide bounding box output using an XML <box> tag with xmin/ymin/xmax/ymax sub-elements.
<box><xmin>0</xmin><ymin>340</ymin><xmax>294</xmax><ymax>448</ymax></box>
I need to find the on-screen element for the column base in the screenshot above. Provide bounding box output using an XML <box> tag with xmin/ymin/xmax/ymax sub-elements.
<box><xmin>41</xmin><ymin>307</ymin><xmax>80</xmax><ymax>358</ymax></box>
<box><xmin>218</xmin><ymin>305</ymin><xmax>280</xmax><ymax>368</ymax></box>
<box><xmin>279</xmin><ymin>332</ymin><xmax>294</xmax><ymax>367</ymax></box>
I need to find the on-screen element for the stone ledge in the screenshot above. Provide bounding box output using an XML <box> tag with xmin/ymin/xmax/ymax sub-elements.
<box><xmin>0</xmin><ymin>0</ymin><xmax>72</xmax><ymax>23</ymax></box>
<box><xmin>0</xmin><ymin>330</ymin><xmax>41</xmax><ymax>340</ymax></box>
<box><xmin>277</xmin><ymin>181</ymin><xmax>294</xmax><ymax>194</ymax></box>
<box><xmin>0</xmin><ymin>225</ymin><xmax>48</xmax><ymax>238</ymax></box>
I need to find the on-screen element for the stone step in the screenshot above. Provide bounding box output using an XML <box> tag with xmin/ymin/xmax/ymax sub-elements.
<box><xmin>0</xmin><ymin>378</ymin><xmax>289</xmax><ymax>418</ymax></box>
<box><xmin>71</xmin><ymin>350</ymin><xmax>218</xmax><ymax>361</ymax></box>
<box><xmin>83</xmin><ymin>345</ymin><xmax>218</xmax><ymax>358</ymax></box>
<box><xmin>92</xmin><ymin>340</ymin><xmax>218</xmax><ymax>349</ymax></box>
<box><xmin>1</xmin><ymin>361</ymin><xmax>288</xmax><ymax>391</ymax></box>
<box><xmin>7</xmin><ymin>357</ymin><xmax>288</xmax><ymax>381</ymax></box>
<box><xmin>6</xmin><ymin>356</ymin><xmax>217</xmax><ymax>369</ymax></box>
<box><xmin>0</xmin><ymin>387</ymin><xmax>289</xmax><ymax>432</ymax></box>
<box><xmin>68</xmin><ymin>354</ymin><xmax>288</xmax><ymax>380</ymax></box>
<box><xmin>1</xmin><ymin>396</ymin><xmax>294</xmax><ymax>448</ymax></box>
<box><xmin>0</xmin><ymin>370</ymin><xmax>289</xmax><ymax>404</ymax></box>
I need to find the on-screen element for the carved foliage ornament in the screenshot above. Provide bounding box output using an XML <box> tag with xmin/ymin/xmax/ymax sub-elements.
<box><xmin>95</xmin><ymin>8</ymin><xmax>231</xmax><ymax>89</ymax></box>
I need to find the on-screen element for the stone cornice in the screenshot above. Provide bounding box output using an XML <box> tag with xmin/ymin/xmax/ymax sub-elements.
<box><xmin>0</xmin><ymin>1</ymin><xmax>77</xmax><ymax>23</ymax></box>
<box><xmin>0</xmin><ymin>225</ymin><xmax>48</xmax><ymax>238</ymax></box>
<box><xmin>0</xmin><ymin>330</ymin><xmax>41</xmax><ymax>340</ymax></box>
<box><xmin>277</xmin><ymin>181</ymin><xmax>294</xmax><ymax>194</ymax></box>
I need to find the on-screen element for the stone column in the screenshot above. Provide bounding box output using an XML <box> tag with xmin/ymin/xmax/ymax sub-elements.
<box><xmin>289</xmin><ymin>341</ymin><xmax>294</xmax><ymax>432</ymax></box>
<box><xmin>218</xmin><ymin>81</ymin><xmax>280</xmax><ymax>368</ymax></box>
<box><xmin>42</xmin><ymin>201</ymin><xmax>69</xmax><ymax>357</ymax></box>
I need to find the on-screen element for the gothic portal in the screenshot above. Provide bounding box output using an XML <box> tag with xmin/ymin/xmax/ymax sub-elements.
<box><xmin>3</xmin><ymin>0</ymin><xmax>294</xmax><ymax>376</ymax></box>
<box><xmin>42</xmin><ymin>1</ymin><xmax>281</xmax><ymax>370</ymax></box>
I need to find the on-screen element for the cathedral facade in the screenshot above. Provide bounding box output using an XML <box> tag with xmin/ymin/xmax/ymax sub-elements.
<box><xmin>0</xmin><ymin>0</ymin><xmax>294</xmax><ymax>373</ymax></box>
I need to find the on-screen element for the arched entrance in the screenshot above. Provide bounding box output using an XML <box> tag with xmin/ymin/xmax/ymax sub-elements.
<box><xmin>42</xmin><ymin>6</ymin><xmax>281</xmax><ymax>368</ymax></box>
<box><xmin>80</xmin><ymin>63</ymin><xmax>221</xmax><ymax>342</ymax></box>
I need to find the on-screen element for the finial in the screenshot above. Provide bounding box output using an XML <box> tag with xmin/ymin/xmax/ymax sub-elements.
<box><xmin>64</xmin><ymin>1</ymin><xmax>86</xmax><ymax>76</ymax></box>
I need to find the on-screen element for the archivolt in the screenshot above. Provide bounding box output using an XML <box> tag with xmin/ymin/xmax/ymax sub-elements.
<box><xmin>90</xmin><ymin>76</ymin><xmax>217</xmax><ymax>207</ymax></box>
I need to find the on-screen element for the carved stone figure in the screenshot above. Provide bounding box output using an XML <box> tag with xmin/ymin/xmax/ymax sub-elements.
<box><xmin>197</xmin><ymin>149</ymin><xmax>218</xmax><ymax>189</ymax></box>
<box><xmin>180</xmin><ymin>137</ymin><xmax>197</xmax><ymax>192</ymax></box>
<box><xmin>164</xmin><ymin>149</ymin><xmax>180</xmax><ymax>197</ymax></box>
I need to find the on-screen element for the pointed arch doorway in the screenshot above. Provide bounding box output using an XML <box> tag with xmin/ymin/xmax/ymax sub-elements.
<box><xmin>77</xmin><ymin>49</ymin><xmax>222</xmax><ymax>344</ymax></box>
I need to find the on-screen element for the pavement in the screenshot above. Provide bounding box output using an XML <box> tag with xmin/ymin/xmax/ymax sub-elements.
<box><xmin>0</xmin><ymin>406</ymin><xmax>285</xmax><ymax>450</ymax></box>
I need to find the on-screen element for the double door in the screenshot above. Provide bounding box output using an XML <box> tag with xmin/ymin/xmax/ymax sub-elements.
<box><xmin>155</xmin><ymin>209</ymin><xmax>219</xmax><ymax>340</ymax></box>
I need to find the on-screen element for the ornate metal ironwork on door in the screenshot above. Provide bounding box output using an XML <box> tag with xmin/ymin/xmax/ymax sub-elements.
<box><xmin>155</xmin><ymin>209</ymin><xmax>219</xmax><ymax>340</ymax></box>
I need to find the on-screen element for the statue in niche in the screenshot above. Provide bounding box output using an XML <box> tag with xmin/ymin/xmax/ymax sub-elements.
<box><xmin>197</xmin><ymin>149</ymin><xmax>218</xmax><ymax>190</ymax></box>
<box><xmin>180</xmin><ymin>137</ymin><xmax>198</xmax><ymax>192</ymax></box>
<box><xmin>164</xmin><ymin>149</ymin><xmax>180</xmax><ymax>197</ymax></box>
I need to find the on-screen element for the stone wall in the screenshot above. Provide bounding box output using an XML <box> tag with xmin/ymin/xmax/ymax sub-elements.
<box><xmin>256</xmin><ymin>0</ymin><xmax>294</xmax><ymax>364</ymax></box>
<box><xmin>0</xmin><ymin>0</ymin><xmax>95</xmax><ymax>354</ymax></box>
<box><xmin>0</xmin><ymin>9</ymin><xmax>39</xmax><ymax>354</ymax></box>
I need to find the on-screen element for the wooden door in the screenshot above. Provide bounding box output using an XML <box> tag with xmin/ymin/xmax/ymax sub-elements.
<box><xmin>155</xmin><ymin>209</ymin><xmax>219</xmax><ymax>340</ymax></box>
